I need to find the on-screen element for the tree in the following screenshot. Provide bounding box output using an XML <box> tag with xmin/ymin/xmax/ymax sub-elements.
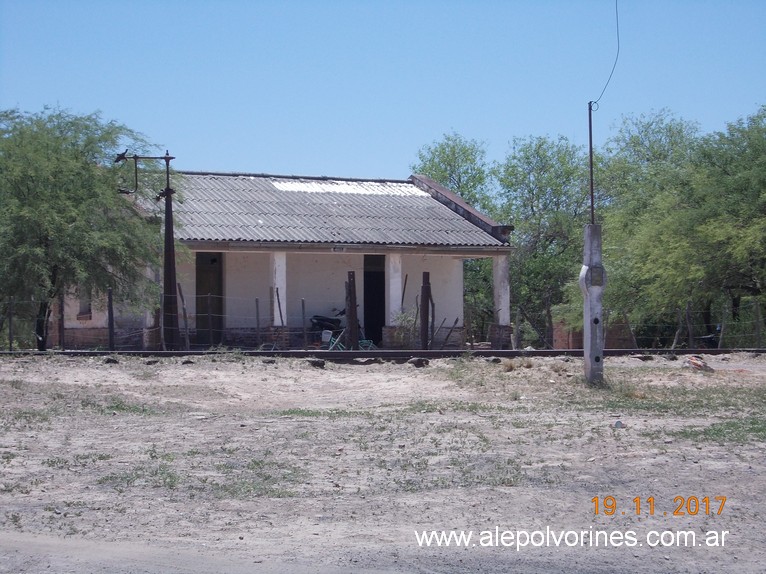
<box><xmin>411</xmin><ymin>132</ymin><xmax>498</xmax><ymax>341</ymax></box>
<box><xmin>0</xmin><ymin>108</ymin><xmax>162</xmax><ymax>350</ymax></box>
<box><xmin>411</xmin><ymin>132</ymin><xmax>495</xmax><ymax>211</ymax></box>
<box><xmin>494</xmin><ymin>136</ymin><xmax>591</xmax><ymax>347</ymax></box>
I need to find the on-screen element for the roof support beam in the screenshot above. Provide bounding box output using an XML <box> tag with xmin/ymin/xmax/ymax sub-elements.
<box><xmin>386</xmin><ymin>253</ymin><xmax>403</xmax><ymax>325</ymax></box>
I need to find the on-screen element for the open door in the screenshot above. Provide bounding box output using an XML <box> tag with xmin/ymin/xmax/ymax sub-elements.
<box><xmin>363</xmin><ymin>255</ymin><xmax>385</xmax><ymax>344</ymax></box>
<box><xmin>196</xmin><ymin>252</ymin><xmax>223</xmax><ymax>346</ymax></box>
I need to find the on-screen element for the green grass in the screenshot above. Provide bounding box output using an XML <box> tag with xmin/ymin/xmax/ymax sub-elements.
<box><xmin>81</xmin><ymin>396</ymin><xmax>155</xmax><ymax>415</ymax></box>
<box><xmin>672</xmin><ymin>417</ymin><xmax>766</xmax><ymax>444</ymax></box>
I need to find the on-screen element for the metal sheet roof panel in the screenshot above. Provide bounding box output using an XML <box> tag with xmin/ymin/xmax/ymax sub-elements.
<box><xmin>173</xmin><ymin>173</ymin><xmax>505</xmax><ymax>247</ymax></box>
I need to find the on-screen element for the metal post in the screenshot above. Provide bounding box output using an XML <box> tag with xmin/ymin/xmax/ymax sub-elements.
<box><xmin>107</xmin><ymin>287</ymin><xmax>115</xmax><ymax>351</ymax></box>
<box><xmin>301</xmin><ymin>298</ymin><xmax>307</xmax><ymax>350</ymax></box>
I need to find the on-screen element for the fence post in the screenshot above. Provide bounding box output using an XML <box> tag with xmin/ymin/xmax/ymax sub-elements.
<box><xmin>207</xmin><ymin>293</ymin><xmax>213</xmax><ymax>347</ymax></box>
<box><xmin>7</xmin><ymin>297</ymin><xmax>13</xmax><ymax>352</ymax></box>
<box><xmin>420</xmin><ymin>272</ymin><xmax>431</xmax><ymax>350</ymax></box>
<box><xmin>255</xmin><ymin>297</ymin><xmax>261</xmax><ymax>347</ymax></box>
<box><xmin>301</xmin><ymin>298</ymin><xmax>307</xmax><ymax>350</ymax></box>
<box><xmin>159</xmin><ymin>293</ymin><xmax>166</xmax><ymax>351</ymax></box>
<box><xmin>346</xmin><ymin>271</ymin><xmax>359</xmax><ymax>350</ymax></box>
<box><xmin>59</xmin><ymin>291</ymin><xmax>66</xmax><ymax>351</ymax></box>
<box><xmin>107</xmin><ymin>287</ymin><xmax>115</xmax><ymax>352</ymax></box>
<box><xmin>686</xmin><ymin>301</ymin><xmax>694</xmax><ymax>348</ymax></box>
<box><xmin>177</xmin><ymin>283</ymin><xmax>190</xmax><ymax>351</ymax></box>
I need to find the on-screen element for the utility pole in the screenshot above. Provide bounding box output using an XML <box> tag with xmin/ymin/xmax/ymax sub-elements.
<box><xmin>115</xmin><ymin>151</ymin><xmax>180</xmax><ymax>350</ymax></box>
<box><xmin>580</xmin><ymin>102</ymin><xmax>606</xmax><ymax>384</ymax></box>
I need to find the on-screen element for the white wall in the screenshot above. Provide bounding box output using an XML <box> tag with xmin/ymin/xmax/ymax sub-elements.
<box><xmin>225</xmin><ymin>252</ymin><xmax>271</xmax><ymax>328</ymax></box>
<box><xmin>400</xmin><ymin>254</ymin><xmax>464</xmax><ymax>328</ymax></box>
<box><xmin>286</xmin><ymin>252</ymin><xmax>364</xmax><ymax>325</ymax></box>
<box><xmin>176</xmin><ymin>250</ymin><xmax>465</xmax><ymax>330</ymax></box>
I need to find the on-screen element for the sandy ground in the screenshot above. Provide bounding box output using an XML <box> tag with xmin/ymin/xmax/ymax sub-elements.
<box><xmin>1</xmin><ymin>352</ymin><xmax>765</xmax><ymax>573</ymax></box>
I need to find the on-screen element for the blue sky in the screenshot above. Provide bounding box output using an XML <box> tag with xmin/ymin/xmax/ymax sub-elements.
<box><xmin>1</xmin><ymin>0</ymin><xmax>764</xmax><ymax>178</ymax></box>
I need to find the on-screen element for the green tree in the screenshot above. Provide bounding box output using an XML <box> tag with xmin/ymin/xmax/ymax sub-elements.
<box><xmin>0</xmin><ymin>108</ymin><xmax>162</xmax><ymax>350</ymax></box>
<box><xmin>411</xmin><ymin>132</ymin><xmax>497</xmax><ymax>341</ymax></box>
<box><xmin>411</xmin><ymin>131</ymin><xmax>495</xmax><ymax>211</ymax></box>
<box><xmin>495</xmin><ymin>136</ymin><xmax>591</xmax><ymax>347</ymax></box>
<box><xmin>596</xmin><ymin>110</ymin><xmax>717</xmax><ymax>344</ymax></box>
<box><xmin>694</xmin><ymin>106</ymin><xmax>766</xmax><ymax>303</ymax></box>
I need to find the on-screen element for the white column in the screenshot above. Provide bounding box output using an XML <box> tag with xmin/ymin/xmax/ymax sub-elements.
<box><xmin>386</xmin><ymin>253</ymin><xmax>403</xmax><ymax>325</ymax></box>
<box><xmin>271</xmin><ymin>251</ymin><xmax>287</xmax><ymax>326</ymax></box>
<box><xmin>493</xmin><ymin>254</ymin><xmax>511</xmax><ymax>325</ymax></box>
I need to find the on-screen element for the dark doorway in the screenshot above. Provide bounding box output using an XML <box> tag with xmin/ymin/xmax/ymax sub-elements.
<box><xmin>196</xmin><ymin>252</ymin><xmax>223</xmax><ymax>346</ymax></box>
<box><xmin>364</xmin><ymin>255</ymin><xmax>386</xmax><ymax>344</ymax></box>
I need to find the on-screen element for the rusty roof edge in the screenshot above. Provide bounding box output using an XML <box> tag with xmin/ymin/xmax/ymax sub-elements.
<box><xmin>179</xmin><ymin>170</ymin><xmax>412</xmax><ymax>184</ymax></box>
<box><xmin>180</xmin><ymin>239</ymin><xmax>511</xmax><ymax>255</ymax></box>
<box><xmin>409</xmin><ymin>174</ymin><xmax>513</xmax><ymax>243</ymax></box>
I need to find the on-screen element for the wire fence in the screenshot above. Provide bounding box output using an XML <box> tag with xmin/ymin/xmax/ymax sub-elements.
<box><xmin>2</xmin><ymin>293</ymin><xmax>763</xmax><ymax>353</ymax></box>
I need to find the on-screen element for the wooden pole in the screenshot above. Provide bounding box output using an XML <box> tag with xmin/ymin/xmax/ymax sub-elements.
<box><xmin>346</xmin><ymin>271</ymin><xmax>359</xmax><ymax>350</ymax></box>
<box><xmin>58</xmin><ymin>291</ymin><xmax>65</xmax><ymax>351</ymax></box>
<box><xmin>420</xmin><ymin>272</ymin><xmax>431</xmax><ymax>350</ymax></box>
<box><xmin>177</xmin><ymin>283</ymin><xmax>190</xmax><ymax>351</ymax></box>
<box><xmin>255</xmin><ymin>297</ymin><xmax>261</xmax><ymax>347</ymax></box>
<box><xmin>441</xmin><ymin>317</ymin><xmax>460</xmax><ymax>350</ymax></box>
<box><xmin>275</xmin><ymin>287</ymin><xmax>284</xmax><ymax>327</ymax></box>
<box><xmin>8</xmin><ymin>297</ymin><xmax>14</xmax><ymax>352</ymax></box>
<box><xmin>107</xmin><ymin>287</ymin><xmax>115</xmax><ymax>351</ymax></box>
<box><xmin>207</xmin><ymin>292</ymin><xmax>213</xmax><ymax>347</ymax></box>
<box><xmin>686</xmin><ymin>301</ymin><xmax>694</xmax><ymax>349</ymax></box>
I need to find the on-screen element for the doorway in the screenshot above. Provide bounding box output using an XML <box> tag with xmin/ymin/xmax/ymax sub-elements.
<box><xmin>363</xmin><ymin>255</ymin><xmax>386</xmax><ymax>344</ymax></box>
<box><xmin>196</xmin><ymin>252</ymin><xmax>223</xmax><ymax>346</ymax></box>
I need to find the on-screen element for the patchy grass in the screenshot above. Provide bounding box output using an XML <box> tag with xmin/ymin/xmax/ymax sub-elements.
<box><xmin>81</xmin><ymin>396</ymin><xmax>156</xmax><ymax>415</ymax></box>
<box><xmin>672</xmin><ymin>417</ymin><xmax>766</xmax><ymax>444</ymax></box>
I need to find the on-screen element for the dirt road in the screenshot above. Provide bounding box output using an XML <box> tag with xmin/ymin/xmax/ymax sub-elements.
<box><xmin>1</xmin><ymin>353</ymin><xmax>764</xmax><ymax>573</ymax></box>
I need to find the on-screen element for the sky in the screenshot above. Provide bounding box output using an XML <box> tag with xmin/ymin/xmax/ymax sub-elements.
<box><xmin>1</xmin><ymin>0</ymin><xmax>764</xmax><ymax>179</ymax></box>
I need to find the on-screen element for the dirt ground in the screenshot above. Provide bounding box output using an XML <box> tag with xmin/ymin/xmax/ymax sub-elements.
<box><xmin>1</xmin><ymin>352</ymin><xmax>765</xmax><ymax>573</ymax></box>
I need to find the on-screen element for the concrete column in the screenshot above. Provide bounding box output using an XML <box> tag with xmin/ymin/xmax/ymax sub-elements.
<box><xmin>386</xmin><ymin>253</ymin><xmax>403</xmax><ymax>324</ymax></box>
<box><xmin>579</xmin><ymin>224</ymin><xmax>606</xmax><ymax>383</ymax></box>
<box><xmin>493</xmin><ymin>253</ymin><xmax>511</xmax><ymax>325</ymax></box>
<box><xmin>271</xmin><ymin>251</ymin><xmax>287</xmax><ymax>326</ymax></box>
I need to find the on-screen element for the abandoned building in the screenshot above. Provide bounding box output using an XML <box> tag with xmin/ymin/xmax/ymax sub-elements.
<box><xmin>52</xmin><ymin>172</ymin><xmax>513</xmax><ymax>350</ymax></box>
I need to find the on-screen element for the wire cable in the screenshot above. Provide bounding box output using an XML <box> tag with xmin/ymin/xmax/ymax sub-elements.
<box><xmin>593</xmin><ymin>0</ymin><xmax>620</xmax><ymax>106</ymax></box>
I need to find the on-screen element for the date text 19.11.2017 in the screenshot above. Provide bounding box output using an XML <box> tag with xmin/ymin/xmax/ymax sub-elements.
<box><xmin>592</xmin><ymin>496</ymin><xmax>727</xmax><ymax>517</ymax></box>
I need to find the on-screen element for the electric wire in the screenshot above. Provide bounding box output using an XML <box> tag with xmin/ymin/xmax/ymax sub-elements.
<box><xmin>592</xmin><ymin>0</ymin><xmax>621</xmax><ymax>108</ymax></box>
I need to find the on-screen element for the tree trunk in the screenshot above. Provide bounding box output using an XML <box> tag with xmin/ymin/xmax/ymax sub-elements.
<box><xmin>35</xmin><ymin>300</ymin><xmax>52</xmax><ymax>351</ymax></box>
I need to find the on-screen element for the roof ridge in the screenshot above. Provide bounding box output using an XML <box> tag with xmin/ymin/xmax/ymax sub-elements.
<box><xmin>179</xmin><ymin>170</ymin><xmax>411</xmax><ymax>184</ymax></box>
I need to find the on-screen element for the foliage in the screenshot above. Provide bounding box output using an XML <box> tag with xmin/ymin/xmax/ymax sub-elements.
<box><xmin>0</xmin><ymin>108</ymin><xmax>162</xmax><ymax>349</ymax></box>
<box><xmin>413</xmin><ymin>105</ymin><xmax>766</xmax><ymax>349</ymax></box>
<box><xmin>412</xmin><ymin>132</ymin><xmax>497</xmax><ymax>340</ymax></box>
<box><xmin>494</xmin><ymin>136</ymin><xmax>591</xmax><ymax>347</ymax></box>
<box><xmin>411</xmin><ymin>131</ymin><xmax>496</xmax><ymax>211</ymax></box>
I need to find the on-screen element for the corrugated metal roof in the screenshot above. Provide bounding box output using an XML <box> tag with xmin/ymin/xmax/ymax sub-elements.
<box><xmin>174</xmin><ymin>172</ymin><xmax>505</xmax><ymax>247</ymax></box>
